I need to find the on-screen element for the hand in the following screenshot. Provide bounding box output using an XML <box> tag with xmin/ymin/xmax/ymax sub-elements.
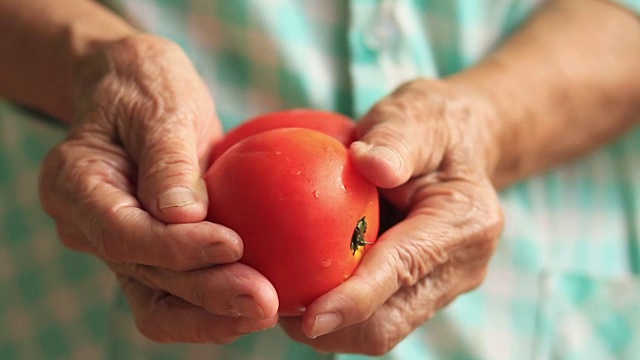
<box><xmin>39</xmin><ymin>34</ymin><xmax>278</xmax><ymax>343</ymax></box>
<box><xmin>279</xmin><ymin>79</ymin><xmax>504</xmax><ymax>354</ymax></box>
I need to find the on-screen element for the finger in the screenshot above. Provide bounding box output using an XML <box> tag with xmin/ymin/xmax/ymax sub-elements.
<box><xmin>280</xmin><ymin>267</ymin><xmax>467</xmax><ymax>355</ymax></box>
<box><xmin>300</xmin><ymin>180</ymin><xmax>503</xmax><ymax>339</ymax></box>
<box><xmin>84</xmin><ymin>193</ymin><xmax>243</xmax><ymax>270</ymax></box>
<box><xmin>111</xmin><ymin>262</ymin><xmax>279</xmax><ymax>319</ymax></box>
<box><xmin>55</xmin><ymin>223</ymin><xmax>97</xmax><ymax>254</ymax></box>
<box><xmin>136</xmin><ymin>127</ymin><xmax>211</xmax><ymax>224</ymax></box>
<box><xmin>349</xmin><ymin>80</ymin><xmax>454</xmax><ymax>189</ymax></box>
<box><xmin>118</xmin><ymin>275</ymin><xmax>279</xmax><ymax>344</ymax></box>
<box><xmin>40</xmin><ymin>140</ymin><xmax>242</xmax><ymax>270</ymax></box>
<box><xmin>280</xmin><ymin>277</ymin><xmax>432</xmax><ymax>355</ymax></box>
<box><xmin>121</xmin><ymin>55</ymin><xmax>219</xmax><ymax>224</ymax></box>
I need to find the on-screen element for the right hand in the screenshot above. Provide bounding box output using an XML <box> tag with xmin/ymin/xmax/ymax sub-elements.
<box><xmin>39</xmin><ymin>34</ymin><xmax>279</xmax><ymax>343</ymax></box>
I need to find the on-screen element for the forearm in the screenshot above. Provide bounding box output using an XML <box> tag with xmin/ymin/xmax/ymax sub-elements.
<box><xmin>449</xmin><ymin>0</ymin><xmax>640</xmax><ymax>188</ymax></box>
<box><xmin>0</xmin><ymin>0</ymin><xmax>136</xmax><ymax>123</ymax></box>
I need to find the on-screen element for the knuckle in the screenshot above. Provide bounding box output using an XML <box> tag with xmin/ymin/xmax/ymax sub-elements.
<box><xmin>471</xmin><ymin>188</ymin><xmax>504</xmax><ymax>254</ymax></box>
<box><xmin>158</xmin><ymin>227</ymin><xmax>194</xmax><ymax>272</ymax></box>
<box><xmin>139</xmin><ymin>148</ymin><xmax>197</xmax><ymax>185</ymax></box>
<box><xmin>371</xmin><ymin>124</ymin><xmax>412</xmax><ymax>154</ymax></box>
<box><xmin>136</xmin><ymin>316</ymin><xmax>169</xmax><ymax>343</ymax></box>
<box><xmin>92</xmin><ymin>219</ymin><xmax>117</xmax><ymax>260</ymax></box>
<box><xmin>122</xmin><ymin>263</ymin><xmax>155</xmax><ymax>286</ymax></box>
<box><xmin>95</xmin><ymin>206</ymin><xmax>141</xmax><ymax>262</ymax></box>
<box><xmin>392</xmin><ymin>240</ymin><xmax>442</xmax><ymax>287</ymax></box>
<box><xmin>95</xmin><ymin>237</ymin><xmax>116</xmax><ymax>261</ymax></box>
<box><xmin>57</xmin><ymin>234</ymin><xmax>77</xmax><ymax>250</ymax></box>
<box><xmin>56</xmin><ymin>227</ymin><xmax>94</xmax><ymax>254</ymax></box>
<box><xmin>484</xmin><ymin>202</ymin><xmax>505</xmax><ymax>241</ymax></box>
<box><xmin>467</xmin><ymin>267</ymin><xmax>489</xmax><ymax>291</ymax></box>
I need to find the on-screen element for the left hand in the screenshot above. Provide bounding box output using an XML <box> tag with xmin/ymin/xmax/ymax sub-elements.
<box><xmin>279</xmin><ymin>79</ymin><xmax>504</xmax><ymax>355</ymax></box>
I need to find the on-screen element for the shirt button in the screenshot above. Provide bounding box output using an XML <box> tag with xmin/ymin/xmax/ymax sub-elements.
<box><xmin>364</xmin><ymin>0</ymin><xmax>400</xmax><ymax>52</ymax></box>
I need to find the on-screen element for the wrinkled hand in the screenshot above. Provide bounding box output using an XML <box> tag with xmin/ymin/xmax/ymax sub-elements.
<box><xmin>280</xmin><ymin>79</ymin><xmax>504</xmax><ymax>354</ymax></box>
<box><xmin>39</xmin><ymin>34</ymin><xmax>278</xmax><ymax>343</ymax></box>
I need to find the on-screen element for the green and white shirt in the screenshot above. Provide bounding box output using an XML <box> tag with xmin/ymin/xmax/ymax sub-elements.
<box><xmin>2</xmin><ymin>1</ymin><xmax>639</xmax><ymax>359</ymax></box>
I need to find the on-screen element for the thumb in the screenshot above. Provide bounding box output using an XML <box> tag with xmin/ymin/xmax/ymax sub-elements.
<box><xmin>136</xmin><ymin>125</ymin><xmax>210</xmax><ymax>224</ymax></box>
<box><xmin>349</xmin><ymin>94</ymin><xmax>447</xmax><ymax>189</ymax></box>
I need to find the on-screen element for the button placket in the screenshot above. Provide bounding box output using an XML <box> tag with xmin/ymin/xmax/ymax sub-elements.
<box><xmin>363</xmin><ymin>0</ymin><xmax>401</xmax><ymax>53</ymax></box>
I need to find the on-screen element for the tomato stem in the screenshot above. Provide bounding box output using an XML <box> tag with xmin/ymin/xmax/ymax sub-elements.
<box><xmin>351</xmin><ymin>216</ymin><xmax>371</xmax><ymax>255</ymax></box>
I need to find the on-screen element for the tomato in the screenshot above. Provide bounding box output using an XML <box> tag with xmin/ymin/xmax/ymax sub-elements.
<box><xmin>205</xmin><ymin>128</ymin><xmax>379</xmax><ymax>316</ymax></box>
<box><xmin>211</xmin><ymin>109</ymin><xmax>356</xmax><ymax>161</ymax></box>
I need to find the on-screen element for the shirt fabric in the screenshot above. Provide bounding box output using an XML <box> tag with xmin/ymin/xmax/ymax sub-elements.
<box><xmin>1</xmin><ymin>1</ymin><xmax>640</xmax><ymax>359</ymax></box>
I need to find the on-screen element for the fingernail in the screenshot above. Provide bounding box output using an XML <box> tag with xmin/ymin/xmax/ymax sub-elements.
<box><xmin>194</xmin><ymin>178</ymin><xmax>209</xmax><ymax>203</ymax></box>
<box><xmin>350</xmin><ymin>140</ymin><xmax>373</xmax><ymax>155</ymax></box>
<box><xmin>369</xmin><ymin>145</ymin><xmax>402</xmax><ymax>172</ymax></box>
<box><xmin>309</xmin><ymin>312</ymin><xmax>342</xmax><ymax>338</ymax></box>
<box><xmin>231</xmin><ymin>295</ymin><xmax>265</xmax><ymax>319</ymax></box>
<box><xmin>158</xmin><ymin>187</ymin><xmax>197</xmax><ymax>209</ymax></box>
<box><xmin>203</xmin><ymin>241</ymin><xmax>241</xmax><ymax>263</ymax></box>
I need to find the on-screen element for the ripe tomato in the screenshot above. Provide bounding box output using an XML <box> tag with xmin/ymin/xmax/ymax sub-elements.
<box><xmin>205</xmin><ymin>128</ymin><xmax>379</xmax><ymax>316</ymax></box>
<box><xmin>211</xmin><ymin>109</ymin><xmax>356</xmax><ymax>161</ymax></box>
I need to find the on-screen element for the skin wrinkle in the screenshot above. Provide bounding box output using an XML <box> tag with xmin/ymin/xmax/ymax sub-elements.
<box><xmin>364</xmin><ymin>315</ymin><xmax>405</xmax><ymax>355</ymax></box>
<box><xmin>138</xmin><ymin>151</ymin><xmax>197</xmax><ymax>186</ymax></box>
<box><xmin>298</xmin><ymin>261</ymin><xmax>453</xmax><ymax>355</ymax></box>
<box><xmin>113</xmin><ymin>261</ymin><xmax>259</xmax><ymax>319</ymax></box>
<box><xmin>92</xmin><ymin>39</ymin><xmax>208</xmax><ymax>166</ymax></box>
<box><xmin>296</xmin><ymin>71</ymin><xmax>504</xmax><ymax>354</ymax></box>
<box><xmin>90</xmin><ymin>201</ymin><xmax>138</xmax><ymax>261</ymax></box>
<box><xmin>11</xmin><ymin>0</ymin><xmax>637</xmax><ymax>350</ymax></box>
<box><xmin>72</xmin><ymin>187</ymin><xmax>120</xmax><ymax>255</ymax></box>
<box><xmin>26</xmin><ymin>13</ymin><xmax>270</xmax><ymax>342</ymax></box>
<box><xmin>393</xmin><ymin>237</ymin><xmax>443</xmax><ymax>288</ymax></box>
<box><xmin>363</xmin><ymin>91</ymin><xmax>448</xmax><ymax>176</ymax></box>
<box><xmin>336</xmin><ymin>272</ymin><xmax>382</xmax><ymax>322</ymax></box>
<box><xmin>67</xmin><ymin>151</ymin><xmax>133</xmax><ymax>195</ymax></box>
<box><xmin>282</xmin><ymin>73</ymin><xmax>506</xmax><ymax>350</ymax></box>
<box><xmin>80</xmin><ymin>45</ymin><xmax>215</xmax><ymax>218</ymax></box>
<box><xmin>392</xmin><ymin>95</ymin><xmax>445</xmax><ymax>173</ymax></box>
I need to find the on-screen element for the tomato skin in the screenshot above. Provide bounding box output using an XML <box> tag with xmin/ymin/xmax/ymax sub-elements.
<box><xmin>205</xmin><ymin>128</ymin><xmax>379</xmax><ymax>316</ymax></box>
<box><xmin>211</xmin><ymin>109</ymin><xmax>355</xmax><ymax>161</ymax></box>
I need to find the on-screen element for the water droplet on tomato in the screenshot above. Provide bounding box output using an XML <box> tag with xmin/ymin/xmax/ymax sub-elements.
<box><xmin>312</xmin><ymin>190</ymin><xmax>320</xmax><ymax>199</ymax></box>
<box><xmin>296</xmin><ymin>306</ymin><xmax>307</xmax><ymax>313</ymax></box>
<box><xmin>321</xmin><ymin>259</ymin><xmax>332</xmax><ymax>268</ymax></box>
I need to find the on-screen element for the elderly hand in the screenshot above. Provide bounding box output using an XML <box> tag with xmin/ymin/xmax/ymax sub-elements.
<box><xmin>39</xmin><ymin>34</ymin><xmax>279</xmax><ymax>343</ymax></box>
<box><xmin>279</xmin><ymin>79</ymin><xmax>504</xmax><ymax>354</ymax></box>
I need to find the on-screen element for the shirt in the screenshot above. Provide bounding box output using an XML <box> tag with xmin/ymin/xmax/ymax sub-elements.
<box><xmin>1</xmin><ymin>1</ymin><xmax>640</xmax><ymax>359</ymax></box>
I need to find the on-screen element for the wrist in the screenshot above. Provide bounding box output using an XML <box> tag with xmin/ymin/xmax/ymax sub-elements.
<box><xmin>443</xmin><ymin>70</ymin><xmax>506</xmax><ymax>187</ymax></box>
<box><xmin>0</xmin><ymin>0</ymin><xmax>137</xmax><ymax>124</ymax></box>
<box><xmin>63</xmin><ymin>19</ymin><xmax>138</xmax><ymax>124</ymax></box>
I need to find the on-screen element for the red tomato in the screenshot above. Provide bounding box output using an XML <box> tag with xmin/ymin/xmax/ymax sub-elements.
<box><xmin>211</xmin><ymin>109</ymin><xmax>355</xmax><ymax>161</ymax></box>
<box><xmin>205</xmin><ymin>128</ymin><xmax>379</xmax><ymax>316</ymax></box>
